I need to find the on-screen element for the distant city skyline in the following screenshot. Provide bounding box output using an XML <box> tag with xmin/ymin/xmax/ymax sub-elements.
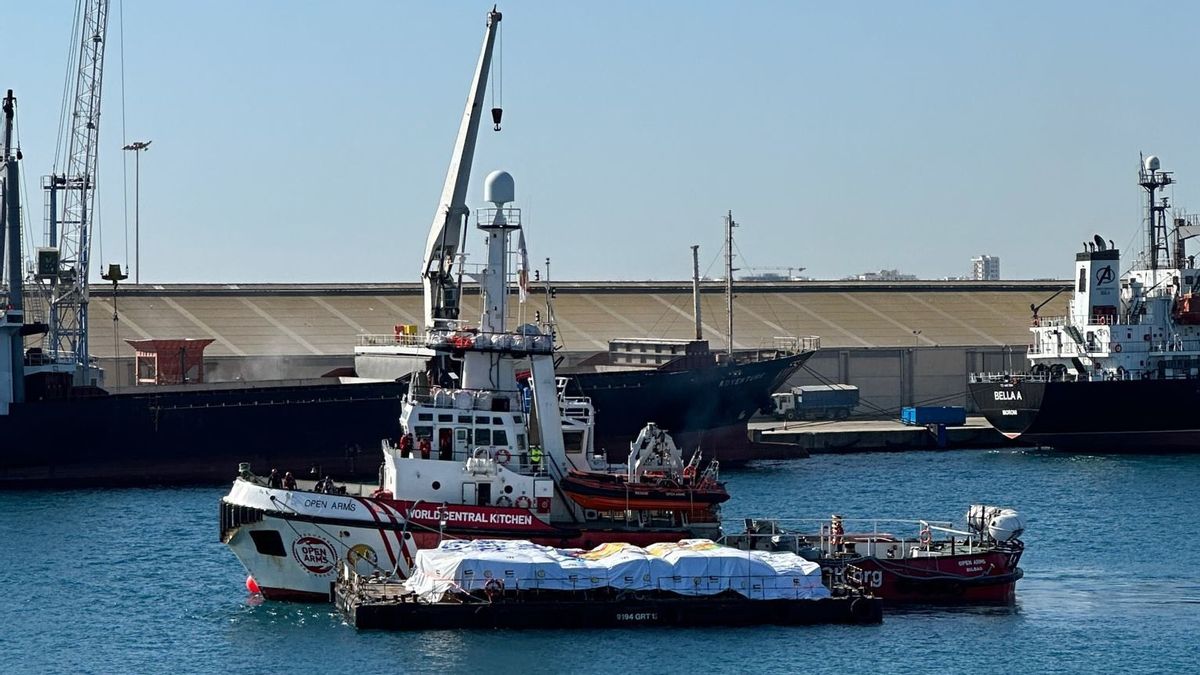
<box><xmin>7</xmin><ymin>2</ymin><xmax>1200</xmax><ymax>284</ymax></box>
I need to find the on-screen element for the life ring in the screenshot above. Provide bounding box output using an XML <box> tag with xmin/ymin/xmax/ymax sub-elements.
<box><xmin>919</xmin><ymin>526</ymin><xmax>932</xmax><ymax>546</ymax></box>
<box><xmin>1113</xmin><ymin>343</ymin><xmax>1122</xmax><ymax>353</ymax></box>
<box><xmin>371</xmin><ymin>488</ymin><xmax>393</xmax><ymax>500</ymax></box>
<box><xmin>1031</xmin><ymin>317</ymin><xmax>1040</xmax><ymax>327</ymax></box>
<box><xmin>494</xmin><ymin>448</ymin><xmax>512</xmax><ymax>465</ymax></box>
<box><xmin>495</xmin><ymin>495</ymin><xmax>513</xmax><ymax>507</ymax></box>
<box><xmin>515</xmin><ymin>495</ymin><xmax>532</xmax><ymax>509</ymax></box>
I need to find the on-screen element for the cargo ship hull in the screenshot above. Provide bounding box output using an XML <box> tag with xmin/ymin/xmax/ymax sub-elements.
<box><xmin>0</xmin><ymin>380</ymin><xmax>405</xmax><ymax>486</ymax></box>
<box><xmin>969</xmin><ymin>378</ymin><xmax>1200</xmax><ymax>452</ymax></box>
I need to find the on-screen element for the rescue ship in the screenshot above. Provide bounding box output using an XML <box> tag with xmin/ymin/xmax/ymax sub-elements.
<box><xmin>970</xmin><ymin>155</ymin><xmax>1200</xmax><ymax>452</ymax></box>
<box><xmin>221</xmin><ymin>169</ymin><xmax>726</xmax><ymax>601</ymax></box>
<box><xmin>351</xmin><ymin>6</ymin><xmax>815</xmax><ymax>464</ymax></box>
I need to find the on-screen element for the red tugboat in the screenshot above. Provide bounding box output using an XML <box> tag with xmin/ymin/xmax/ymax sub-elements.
<box><xmin>725</xmin><ymin>505</ymin><xmax>1025</xmax><ymax>604</ymax></box>
<box><xmin>558</xmin><ymin>423</ymin><xmax>730</xmax><ymax>516</ymax></box>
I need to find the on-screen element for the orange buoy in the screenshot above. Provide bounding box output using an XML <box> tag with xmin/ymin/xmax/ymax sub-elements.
<box><xmin>246</xmin><ymin>575</ymin><xmax>261</xmax><ymax>595</ymax></box>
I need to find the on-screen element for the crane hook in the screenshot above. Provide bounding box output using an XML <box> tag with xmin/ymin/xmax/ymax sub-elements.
<box><xmin>491</xmin><ymin>107</ymin><xmax>503</xmax><ymax>131</ymax></box>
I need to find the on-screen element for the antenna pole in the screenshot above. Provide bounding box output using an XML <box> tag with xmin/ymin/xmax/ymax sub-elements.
<box><xmin>725</xmin><ymin>210</ymin><xmax>736</xmax><ymax>358</ymax></box>
<box><xmin>691</xmin><ymin>244</ymin><xmax>702</xmax><ymax>341</ymax></box>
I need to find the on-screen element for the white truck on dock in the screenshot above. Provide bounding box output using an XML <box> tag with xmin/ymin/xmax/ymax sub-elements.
<box><xmin>770</xmin><ymin>384</ymin><xmax>859</xmax><ymax>421</ymax></box>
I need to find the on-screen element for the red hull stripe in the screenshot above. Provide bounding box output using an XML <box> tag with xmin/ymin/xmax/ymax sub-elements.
<box><xmin>375</xmin><ymin>500</ymin><xmax>414</xmax><ymax>571</ymax></box>
<box><xmin>355</xmin><ymin>497</ymin><xmax>397</xmax><ymax>568</ymax></box>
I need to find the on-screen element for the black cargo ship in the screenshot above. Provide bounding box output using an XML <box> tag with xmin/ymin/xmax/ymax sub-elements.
<box><xmin>562</xmin><ymin>339</ymin><xmax>812</xmax><ymax>462</ymax></box>
<box><xmin>0</xmin><ymin>376</ymin><xmax>404</xmax><ymax>486</ymax></box>
<box><xmin>970</xmin><ymin>377</ymin><xmax>1200</xmax><ymax>452</ymax></box>
<box><xmin>969</xmin><ymin>155</ymin><xmax>1200</xmax><ymax>453</ymax></box>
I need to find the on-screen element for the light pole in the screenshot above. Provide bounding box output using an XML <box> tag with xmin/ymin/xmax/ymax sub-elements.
<box><xmin>123</xmin><ymin>140</ymin><xmax>151</xmax><ymax>283</ymax></box>
<box><xmin>912</xmin><ymin>329</ymin><xmax>922</xmax><ymax>348</ymax></box>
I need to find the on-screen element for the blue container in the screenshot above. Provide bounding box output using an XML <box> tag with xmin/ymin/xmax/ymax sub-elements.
<box><xmin>900</xmin><ymin>406</ymin><xmax>966</xmax><ymax>426</ymax></box>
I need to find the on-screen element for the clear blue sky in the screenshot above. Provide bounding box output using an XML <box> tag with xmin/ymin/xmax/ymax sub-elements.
<box><xmin>8</xmin><ymin>1</ymin><xmax>1200</xmax><ymax>283</ymax></box>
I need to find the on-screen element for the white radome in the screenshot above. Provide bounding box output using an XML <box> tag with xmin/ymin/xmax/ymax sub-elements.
<box><xmin>1145</xmin><ymin>155</ymin><xmax>1161</xmax><ymax>172</ymax></box>
<box><xmin>484</xmin><ymin>170</ymin><xmax>515</xmax><ymax>205</ymax></box>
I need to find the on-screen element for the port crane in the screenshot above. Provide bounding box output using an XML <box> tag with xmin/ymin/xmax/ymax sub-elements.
<box><xmin>37</xmin><ymin>0</ymin><xmax>110</xmax><ymax>386</ymax></box>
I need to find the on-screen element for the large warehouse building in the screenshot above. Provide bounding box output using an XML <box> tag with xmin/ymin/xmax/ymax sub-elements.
<box><xmin>76</xmin><ymin>279</ymin><xmax>1069</xmax><ymax>413</ymax></box>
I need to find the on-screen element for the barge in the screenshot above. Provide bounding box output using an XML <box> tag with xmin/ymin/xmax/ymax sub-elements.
<box><xmin>334</xmin><ymin>539</ymin><xmax>882</xmax><ymax>630</ymax></box>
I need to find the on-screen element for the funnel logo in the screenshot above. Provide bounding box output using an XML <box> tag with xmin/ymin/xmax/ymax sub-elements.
<box><xmin>1096</xmin><ymin>266</ymin><xmax>1115</xmax><ymax>285</ymax></box>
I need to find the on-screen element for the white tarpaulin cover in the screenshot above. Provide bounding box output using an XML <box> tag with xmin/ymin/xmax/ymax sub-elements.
<box><xmin>403</xmin><ymin>539</ymin><xmax>829</xmax><ymax>602</ymax></box>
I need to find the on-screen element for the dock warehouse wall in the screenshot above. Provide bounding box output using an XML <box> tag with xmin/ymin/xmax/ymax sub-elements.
<box><xmin>79</xmin><ymin>280</ymin><xmax>1062</xmax><ymax>406</ymax></box>
<box><xmin>99</xmin><ymin>346</ymin><xmax>1020</xmax><ymax>414</ymax></box>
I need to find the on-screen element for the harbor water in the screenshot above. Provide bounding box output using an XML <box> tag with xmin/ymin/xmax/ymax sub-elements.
<box><xmin>4</xmin><ymin>449</ymin><xmax>1197</xmax><ymax>674</ymax></box>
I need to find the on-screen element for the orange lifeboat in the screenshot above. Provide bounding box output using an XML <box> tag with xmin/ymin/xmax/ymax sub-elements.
<box><xmin>559</xmin><ymin>469</ymin><xmax>729</xmax><ymax>515</ymax></box>
<box><xmin>1173</xmin><ymin>293</ymin><xmax>1200</xmax><ymax>325</ymax></box>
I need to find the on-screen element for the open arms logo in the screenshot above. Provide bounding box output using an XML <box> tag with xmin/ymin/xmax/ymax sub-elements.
<box><xmin>1096</xmin><ymin>265</ymin><xmax>1115</xmax><ymax>285</ymax></box>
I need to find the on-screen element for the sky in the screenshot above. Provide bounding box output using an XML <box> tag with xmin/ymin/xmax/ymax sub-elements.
<box><xmin>7</xmin><ymin>1</ymin><xmax>1200</xmax><ymax>284</ymax></box>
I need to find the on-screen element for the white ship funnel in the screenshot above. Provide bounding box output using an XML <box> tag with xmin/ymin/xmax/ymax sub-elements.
<box><xmin>1073</xmin><ymin>243</ymin><xmax>1120</xmax><ymax>324</ymax></box>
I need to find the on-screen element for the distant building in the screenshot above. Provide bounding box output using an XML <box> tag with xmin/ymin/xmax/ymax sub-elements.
<box><xmin>971</xmin><ymin>255</ymin><xmax>1000</xmax><ymax>280</ymax></box>
<box><xmin>845</xmin><ymin>269</ymin><xmax>917</xmax><ymax>281</ymax></box>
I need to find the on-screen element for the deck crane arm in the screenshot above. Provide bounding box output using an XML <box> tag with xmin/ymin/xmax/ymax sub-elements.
<box><xmin>422</xmin><ymin>8</ymin><xmax>502</xmax><ymax>330</ymax></box>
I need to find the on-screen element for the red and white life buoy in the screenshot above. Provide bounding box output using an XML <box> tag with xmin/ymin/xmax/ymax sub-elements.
<box><xmin>515</xmin><ymin>495</ymin><xmax>532</xmax><ymax>509</ymax></box>
<box><xmin>494</xmin><ymin>448</ymin><xmax>512</xmax><ymax>465</ymax></box>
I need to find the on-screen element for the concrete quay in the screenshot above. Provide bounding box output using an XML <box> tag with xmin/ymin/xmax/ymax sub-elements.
<box><xmin>736</xmin><ymin>416</ymin><xmax>1011</xmax><ymax>461</ymax></box>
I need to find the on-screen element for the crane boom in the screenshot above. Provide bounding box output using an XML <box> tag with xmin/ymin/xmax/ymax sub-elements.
<box><xmin>44</xmin><ymin>0</ymin><xmax>110</xmax><ymax>383</ymax></box>
<box><xmin>422</xmin><ymin>7</ymin><xmax>501</xmax><ymax>329</ymax></box>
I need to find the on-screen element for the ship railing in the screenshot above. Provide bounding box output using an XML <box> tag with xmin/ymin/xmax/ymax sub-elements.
<box><xmin>968</xmin><ymin>372</ymin><xmax>1049</xmax><ymax>383</ymax></box>
<box><xmin>358</xmin><ymin>332</ymin><xmax>427</xmax><ymax>348</ymax></box>
<box><xmin>426</xmin><ymin>328</ymin><xmax>554</xmax><ymax>354</ymax></box>
<box><xmin>407</xmin><ymin>385</ymin><xmax>522</xmax><ymax>411</ymax></box>
<box><xmin>724</xmin><ymin>516</ymin><xmax>989</xmax><ymax>559</ymax></box>
<box><xmin>1033</xmin><ymin>314</ymin><xmax>1144</xmax><ymax>328</ymax></box>
<box><xmin>766</xmin><ymin>336</ymin><xmax>821</xmax><ymax>354</ymax></box>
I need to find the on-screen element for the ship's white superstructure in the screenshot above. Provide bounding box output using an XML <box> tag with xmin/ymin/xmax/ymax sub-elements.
<box><xmin>994</xmin><ymin>156</ymin><xmax>1200</xmax><ymax>382</ymax></box>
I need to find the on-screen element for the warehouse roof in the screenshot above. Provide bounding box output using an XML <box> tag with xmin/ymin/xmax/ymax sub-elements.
<box><xmin>71</xmin><ymin>280</ymin><xmax>1070</xmax><ymax>358</ymax></box>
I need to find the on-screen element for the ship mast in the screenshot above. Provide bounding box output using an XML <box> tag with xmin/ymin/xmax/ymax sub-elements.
<box><xmin>724</xmin><ymin>210</ymin><xmax>737</xmax><ymax>357</ymax></box>
<box><xmin>691</xmin><ymin>244</ymin><xmax>702</xmax><ymax>340</ymax></box>
<box><xmin>2</xmin><ymin>90</ymin><xmax>25</xmax><ymax>404</ymax></box>
<box><xmin>1139</xmin><ymin>154</ymin><xmax>1173</xmax><ymax>273</ymax></box>
<box><xmin>421</xmin><ymin>7</ymin><xmax>503</xmax><ymax>330</ymax></box>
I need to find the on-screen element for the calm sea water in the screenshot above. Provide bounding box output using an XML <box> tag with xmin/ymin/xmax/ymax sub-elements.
<box><xmin>3</xmin><ymin>449</ymin><xmax>1197</xmax><ymax>674</ymax></box>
